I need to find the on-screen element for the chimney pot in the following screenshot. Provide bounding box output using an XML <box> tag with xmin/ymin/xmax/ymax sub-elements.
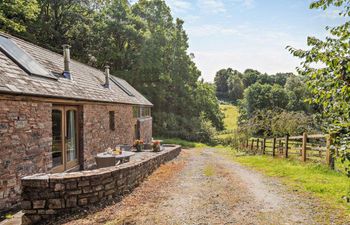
<box><xmin>62</xmin><ymin>44</ymin><xmax>72</xmax><ymax>80</ymax></box>
<box><xmin>104</xmin><ymin>65</ymin><xmax>110</xmax><ymax>88</ymax></box>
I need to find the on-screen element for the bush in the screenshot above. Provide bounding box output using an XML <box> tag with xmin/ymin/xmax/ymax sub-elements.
<box><xmin>153</xmin><ymin>112</ymin><xmax>217</xmax><ymax>144</ymax></box>
<box><xmin>238</xmin><ymin>109</ymin><xmax>320</xmax><ymax>138</ymax></box>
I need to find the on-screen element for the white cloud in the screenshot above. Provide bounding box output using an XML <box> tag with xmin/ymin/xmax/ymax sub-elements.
<box><xmin>240</xmin><ymin>0</ymin><xmax>255</xmax><ymax>9</ymax></box>
<box><xmin>166</xmin><ymin>0</ymin><xmax>192</xmax><ymax>12</ymax></box>
<box><xmin>198</xmin><ymin>0</ymin><xmax>226</xmax><ymax>14</ymax></box>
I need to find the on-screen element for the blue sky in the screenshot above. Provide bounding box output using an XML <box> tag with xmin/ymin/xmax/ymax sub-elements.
<box><xmin>163</xmin><ymin>0</ymin><xmax>345</xmax><ymax>82</ymax></box>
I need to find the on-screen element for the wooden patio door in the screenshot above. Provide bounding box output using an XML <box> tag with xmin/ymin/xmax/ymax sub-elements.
<box><xmin>52</xmin><ymin>106</ymin><xmax>79</xmax><ymax>172</ymax></box>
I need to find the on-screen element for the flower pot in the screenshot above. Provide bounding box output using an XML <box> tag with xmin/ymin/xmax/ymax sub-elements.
<box><xmin>136</xmin><ymin>145</ymin><xmax>143</xmax><ymax>152</ymax></box>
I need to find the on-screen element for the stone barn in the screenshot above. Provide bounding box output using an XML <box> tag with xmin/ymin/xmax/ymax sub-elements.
<box><xmin>0</xmin><ymin>33</ymin><xmax>152</xmax><ymax>214</ymax></box>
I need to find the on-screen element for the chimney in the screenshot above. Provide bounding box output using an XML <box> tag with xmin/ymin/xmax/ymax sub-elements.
<box><xmin>62</xmin><ymin>44</ymin><xmax>72</xmax><ymax>80</ymax></box>
<box><xmin>104</xmin><ymin>65</ymin><xmax>110</xmax><ymax>88</ymax></box>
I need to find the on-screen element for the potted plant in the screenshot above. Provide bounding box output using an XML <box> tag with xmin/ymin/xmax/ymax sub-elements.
<box><xmin>152</xmin><ymin>140</ymin><xmax>161</xmax><ymax>152</ymax></box>
<box><xmin>133</xmin><ymin>139</ymin><xmax>144</xmax><ymax>152</ymax></box>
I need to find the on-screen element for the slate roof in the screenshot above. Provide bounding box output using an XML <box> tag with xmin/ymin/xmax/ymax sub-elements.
<box><xmin>0</xmin><ymin>33</ymin><xmax>152</xmax><ymax>106</ymax></box>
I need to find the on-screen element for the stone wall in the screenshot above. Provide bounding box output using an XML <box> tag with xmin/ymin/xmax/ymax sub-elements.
<box><xmin>138</xmin><ymin>117</ymin><xmax>152</xmax><ymax>144</ymax></box>
<box><xmin>82</xmin><ymin>104</ymin><xmax>137</xmax><ymax>168</ymax></box>
<box><xmin>0</xmin><ymin>100</ymin><xmax>52</xmax><ymax>213</ymax></box>
<box><xmin>0</xmin><ymin>97</ymin><xmax>153</xmax><ymax>214</ymax></box>
<box><xmin>21</xmin><ymin>146</ymin><xmax>181</xmax><ymax>224</ymax></box>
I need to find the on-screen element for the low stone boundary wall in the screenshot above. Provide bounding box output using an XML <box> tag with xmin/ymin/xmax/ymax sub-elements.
<box><xmin>21</xmin><ymin>145</ymin><xmax>181</xmax><ymax>224</ymax></box>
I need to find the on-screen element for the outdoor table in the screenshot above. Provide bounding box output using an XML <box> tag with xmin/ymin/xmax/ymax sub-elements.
<box><xmin>95</xmin><ymin>151</ymin><xmax>135</xmax><ymax>168</ymax></box>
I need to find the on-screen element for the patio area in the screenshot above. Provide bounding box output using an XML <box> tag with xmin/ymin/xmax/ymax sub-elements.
<box><xmin>20</xmin><ymin>145</ymin><xmax>181</xmax><ymax>225</ymax></box>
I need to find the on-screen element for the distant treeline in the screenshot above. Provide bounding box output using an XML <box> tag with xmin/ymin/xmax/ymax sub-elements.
<box><xmin>214</xmin><ymin>68</ymin><xmax>320</xmax><ymax>138</ymax></box>
<box><xmin>0</xmin><ymin>0</ymin><xmax>224</xmax><ymax>142</ymax></box>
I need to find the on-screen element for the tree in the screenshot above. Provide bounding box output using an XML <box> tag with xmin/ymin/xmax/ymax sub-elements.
<box><xmin>0</xmin><ymin>0</ymin><xmax>39</xmax><ymax>33</ymax></box>
<box><xmin>214</xmin><ymin>68</ymin><xmax>232</xmax><ymax>99</ymax></box>
<box><xmin>2</xmin><ymin>0</ymin><xmax>224</xmax><ymax>142</ymax></box>
<box><xmin>243</xmin><ymin>83</ymin><xmax>273</xmax><ymax>117</ymax></box>
<box><xmin>91</xmin><ymin>0</ymin><xmax>146</xmax><ymax>71</ymax></box>
<box><xmin>227</xmin><ymin>75</ymin><xmax>244</xmax><ymax>102</ymax></box>
<box><xmin>288</xmin><ymin>0</ymin><xmax>350</xmax><ymax>175</ymax></box>
<box><xmin>284</xmin><ymin>75</ymin><xmax>312</xmax><ymax>112</ymax></box>
<box><xmin>270</xmin><ymin>84</ymin><xmax>289</xmax><ymax>109</ymax></box>
<box><xmin>273</xmin><ymin>72</ymin><xmax>293</xmax><ymax>86</ymax></box>
<box><xmin>242</xmin><ymin>69</ymin><xmax>261</xmax><ymax>88</ymax></box>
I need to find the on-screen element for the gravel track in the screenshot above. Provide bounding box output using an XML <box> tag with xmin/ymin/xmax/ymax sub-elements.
<box><xmin>57</xmin><ymin>148</ymin><xmax>348</xmax><ymax>225</ymax></box>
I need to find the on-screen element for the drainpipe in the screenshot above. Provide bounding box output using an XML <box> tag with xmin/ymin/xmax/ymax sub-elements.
<box><xmin>104</xmin><ymin>65</ymin><xmax>110</xmax><ymax>88</ymax></box>
<box><xmin>62</xmin><ymin>44</ymin><xmax>72</xmax><ymax>80</ymax></box>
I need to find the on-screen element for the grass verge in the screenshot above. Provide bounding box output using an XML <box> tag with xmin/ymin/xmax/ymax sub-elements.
<box><xmin>220</xmin><ymin>149</ymin><xmax>350</xmax><ymax>212</ymax></box>
<box><xmin>220</xmin><ymin>104</ymin><xmax>239</xmax><ymax>131</ymax></box>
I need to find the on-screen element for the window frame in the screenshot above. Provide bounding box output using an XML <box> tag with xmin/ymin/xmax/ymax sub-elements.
<box><xmin>109</xmin><ymin>111</ymin><xmax>115</xmax><ymax>131</ymax></box>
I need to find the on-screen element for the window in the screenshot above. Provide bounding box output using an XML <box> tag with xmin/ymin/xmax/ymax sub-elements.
<box><xmin>133</xmin><ymin>106</ymin><xmax>140</xmax><ymax>118</ymax></box>
<box><xmin>0</xmin><ymin>35</ymin><xmax>57</xmax><ymax>80</ymax></box>
<box><xmin>109</xmin><ymin>111</ymin><xmax>115</xmax><ymax>131</ymax></box>
<box><xmin>133</xmin><ymin>106</ymin><xmax>151</xmax><ymax>118</ymax></box>
<box><xmin>141</xmin><ymin>107</ymin><xmax>151</xmax><ymax>117</ymax></box>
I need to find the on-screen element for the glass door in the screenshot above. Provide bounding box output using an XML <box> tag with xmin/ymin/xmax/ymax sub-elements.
<box><xmin>52</xmin><ymin>108</ymin><xmax>64</xmax><ymax>172</ymax></box>
<box><xmin>52</xmin><ymin>106</ymin><xmax>79</xmax><ymax>172</ymax></box>
<box><xmin>65</xmin><ymin>107</ymin><xmax>78</xmax><ymax>169</ymax></box>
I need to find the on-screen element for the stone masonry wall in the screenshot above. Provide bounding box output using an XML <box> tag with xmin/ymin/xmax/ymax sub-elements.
<box><xmin>138</xmin><ymin>117</ymin><xmax>152</xmax><ymax>144</ymax></box>
<box><xmin>21</xmin><ymin>146</ymin><xmax>181</xmax><ymax>224</ymax></box>
<box><xmin>0</xmin><ymin>100</ymin><xmax>52</xmax><ymax>213</ymax></box>
<box><xmin>82</xmin><ymin>104</ymin><xmax>136</xmax><ymax>168</ymax></box>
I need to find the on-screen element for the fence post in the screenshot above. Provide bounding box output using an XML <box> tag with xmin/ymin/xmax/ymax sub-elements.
<box><xmin>250</xmin><ymin>139</ymin><xmax>254</xmax><ymax>152</ymax></box>
<box><xmin>272</xmin><ymin>137</ymin><xmax>276</xmax><ymax>157</ymax></box>
<box><xmin>285</xmin><ymin>135</ymin><xmax>289</xmax><ymax>158</ymax></box>
<box><xmin>262</xmin><ymin>138</ymin><xmax>266</xmax><ymax>155</ymax></box>
<box><xmin>326</xmin><ymin>134</ymin><xmax>335</xmax><ymax>170</ymax></box>
<box><xmin>279</xmin><ymin>139</ymin><xmax>282</xmax><ymax>155</ymax></box>
<box><xmin>246</xmin><ymin>139</ymin><xmax>249</xmax><ymax>149</ymax></box>
<box><xmin>302</xmin><ymin>132</ymin><xmax>307</xmax><ymax>162</ymax></box>
<box><xmin>256</xmin><ymin>138</ymin><xmax>259</xmax><ymax>154</ymax></box>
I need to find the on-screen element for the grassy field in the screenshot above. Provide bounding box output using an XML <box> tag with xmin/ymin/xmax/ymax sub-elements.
<box><xmin>220</xmin><ymin>149</ymin><xmax>350</xmax><ymax>212</ymax></box>
<box><xmin>220</xmin><ymin>104</ymin><xmax>239</xmax><ymax>131</ymax></box>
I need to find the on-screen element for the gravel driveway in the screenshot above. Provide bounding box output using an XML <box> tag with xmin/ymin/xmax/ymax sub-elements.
<box><xmin>56</xmin><ymin>148</ymin><xmax>348</xmax><ymax>225</ymax></box>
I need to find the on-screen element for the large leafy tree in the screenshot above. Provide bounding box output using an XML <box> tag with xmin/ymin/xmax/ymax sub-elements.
<box><xmin>288</xmin><ymin>0</ymin><xmax>350</xmax><ymax>174</ymax></box>
<box><xmin>214</xmin><ymin>68</ymin><xmax>232</xmax><ymax>100</ymax></box>
<box><xmin>0</xmin><ymin>0</ymin><xmax>39</xmax><ymax>32</ymax></box>
<box><xmin>2</xmin><ymin>0</ymin><xmax>224</xmax><ymax>141</ymax></box>
<box><xmin>242</xmin><ymin>69</ymin><xmax>261</xmax><ymax>88</ymax></box>
<box><xmin>227</xmin><ymin>75</ymin><xmax>244</xmax><ymax>102</ymax></box>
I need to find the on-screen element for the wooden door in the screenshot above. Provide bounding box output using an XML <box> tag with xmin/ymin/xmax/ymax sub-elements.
<box><xmin>51</xmin><ymin>106</ymin><xmax>79</xmax><ymax>172</ymax></box>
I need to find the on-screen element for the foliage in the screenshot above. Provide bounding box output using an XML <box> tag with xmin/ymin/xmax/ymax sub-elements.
<box><xmin>238</xmin><ymin>109</ymin><xmax>317</xmax><ymax>138</ymax></box>
<box><xmin>288</xmin><ymin>0</ymin><xmax>350</xmax><ymax>176</ymax></box>
<box><xmin>213</xmin><ymin>67</ymin><xmax>297</xmax><ymax>104</ymax></box>
<box><xmin>2</xmin><ymin>0</ymin><xmax>224</xmax><ymax>142</ymax></box>
<box><xmin>242</xmin><ymin>69</ymin><xmax>261</xmax><ymax>87</ymax></box>
<box><xmin>242</xmin><ymin>83</ymin><xmax>290</xmax><ymax>117</ymax></box>
<box><xmin>214</xmin><ymin>68</ymin><xmax>237</xmax><ymax>100</ymax></box>
<box><xmin>227</xmin><ymin>75</ymin><xmax>244</xmax><ymax>102</ymax></box>
<box><xmin>222</xmin><ymin>149</ymin><xmax>350</xmax><ymax>215</ymax></box>
<box><xmin>285</xmin><ymin>75</ymin><xmax>313</xmax><ymax>111</ymax></box>
<box><xmin>0</xmin><ymin>0</ymin><xmax>39</xmax><ymax>32</ymax></box>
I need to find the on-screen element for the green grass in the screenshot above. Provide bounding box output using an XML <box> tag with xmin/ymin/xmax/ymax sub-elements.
<box><xmin>220</xmin><ymin>104</ymin><xmax>239</xmax><ymax>131</ymax></box>
<box><xmin>221</xmin><ymin>149</ymin><xmax>350</xmax><ymax>212</ymax></box>
<box><xmin>203</xmin><ymin>164</ymin><xmax>215</xmax><ymax>176</ymax></box>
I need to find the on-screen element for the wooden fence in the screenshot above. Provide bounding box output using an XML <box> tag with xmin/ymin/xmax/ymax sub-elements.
<box><xmin>239</xmin><ymin>133</ymin><xmax>336</xmax><ymax>169</ymax></box>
